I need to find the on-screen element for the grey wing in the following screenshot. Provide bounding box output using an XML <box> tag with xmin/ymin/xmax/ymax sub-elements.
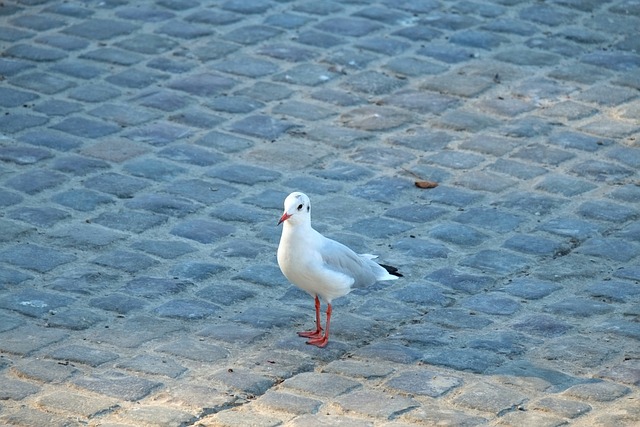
<box><xmin>319</xmin><ymin>237</ymin><xmax>379</xmax><ymax>288</ymax></box>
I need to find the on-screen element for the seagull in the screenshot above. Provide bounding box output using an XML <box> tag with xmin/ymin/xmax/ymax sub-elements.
<box><xmin>277</xmin><ymin>192</ymin><xmax>401</xmax><ymax>347</ymax></box>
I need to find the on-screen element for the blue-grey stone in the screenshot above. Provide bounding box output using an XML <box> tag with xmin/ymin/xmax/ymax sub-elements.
<box><xmin>230</xmin><ymin>115</ymin><xmax>298</xmax><ymax>140</ymax></box>
<box><xmin>233</xmin><ymin>264</ymin><xmax>285</xmax><ymax>287</ymax></box>
<box><xmin>233</xmin><ymin>305</ymin><xmax>304</xmax><ymax>328</ymax></box>
<box><xmin>213</xmin><ymin>55</ymin><xmax>280</xmax><ymax>78</ymax></box>
<box><xmin>313</xmin><ymin>161</ymin><xmax>374</xmax><ymax>181</ymax></box>
<box><xmin>214</xmin><ymin>240</ymin><xmax>268</xmax><ymax>258</ymax></box>
<box><xmin>422</xmin><ymin>349</ymin><xmax>505</xmax><ymax>374</ymax></box>
<box><xmin>196</xmin><ymin>284</ymin><xmax>256</xmax><ymax>306</ymax></box>
<box><xmin>356</xmin><ymin>37</ymin><xmax>410</xmax><ymax>55</ymax></box>
<box><xmin>349</xmin><ymin>217</ymin><xmax>412</xmax><ymax>238</ymax></box>
<box><xmin>393</xmin><ymin>237</ymin><xmax>449</xmax><ymax>259</ymax></box>
<box><xmin>196</xmin><ymin>130</ymin><xmax>254</xmax><ymax>153</ymax></box>
<box><xmin>207</xmin><ymin>95</ymin><xmax>265</xmax><ymax>114</ymax></box>
<box><xmin>454</xmin><ymin>207</ymin><xmax>524</xmax><ymax>233</ymax></box>
<box><xmin>124</xmin><ymin>123</ymin><xmax>194</xmax><ymax>146</ymax></box>
<box><xmin>468</xmin><ymin>331</ymin><xmax>528</xmax><ymax>356</ymax></box>
<box><xmin>389</xmin><ymin>323</ymin><xmax>449</xmax><ymax>348</ymax></box>
<box><xmin>170</xmin><ymin>218</ymin><xmax>235</xmax><ymax>243</ymax></box>
<box><xmin>167</xmin><ymin>73</ymin><xmax>236</xmax><ymax>97</ymax></box>
<box><xmin>83</xmin><ymin>173</ymin><xmax>149</xmax><ymax>198</ymax></box>
<box><xmin>0</xmin><ymin>113</ymin><xmax>48</xmax><ymax>133</ymax></box>
<box><xmin>390</xmin><ymin>282</ymin><xmax>453</xmax><ymax>307</ymax></box>
<box><xmin>165</xmin><ymin>179</ymin><xmax>239</xmax><ymax>204</ymax></box>
<box><xmin>418</xmin><ymin>42</ymin><xmax>475</xmax><ymax>63</ymax></box>
<box><xmin>578</xmin><ymin>200</ymin><xmax>638</xmax><ymax>222</ymax></box>
<box><xmin>461</xmin><ymin>293</ymin><xmax>521</xmax><ymax>315</ymax></box>
<box><xmin>122</xmin><ymin>277</ymin><xmax>192</xmax><ymax>298</ymax></box>
<box><xmin>355</xmin><ymin>342</ymin><xmax>422</xmax><ymax>364</ymax></box>
<box><xmin>51</xmin><ymin>155</ymin><xmax>110</xmax><ymax>175</ymax></box>
<box><xmin>351</xmin><ymin>177</ymin><xmax>411</xmax><ymax>203</ymax></box>
<box><xmin>425</xmin><ymin>308</ymin><xmax>493</xmax><ymax>329</ymax></box>
<box><xmin>207</xmin><ymin>164</ymin><xmax>281</xmax><ymax>184</ymax></box>
<box><xmin>586</xmin><ymin>281</ymin><xmax>640</xmax><ymax>303</ymax></box>
<box><xmin>169</xmin><ymin>262</ymin><xmax>226</xmax><ymax>280</ymax></box>
<box><xmin>0</xmin><ymin>266</ymin><xmax>33</xmax><ymax>286</ymax></box>
<box><xmin>154</xmin><ymin>299</ymin><xmax>221</xmax><ymax>320</ymax></box>
<box><xmin>429</xmin><ymin>223</ymin><xmax>488</xmax><ymax>246</ymax></box>
<box><xmin>93</xmin><ymin>250</ymin><xmax>159</xmax><ymax>273</ymax></box>
<box><xmin>47</xmin><ymin>344</ymin><xmax>118</xmax><ymax>367</ymax></box>
<box><xmin>210</xmin><ymin>203</ymin><xmax>271</xmax><ymax>224</ymax></box>
<box><xmin>124</xmin><ymin>193</ymin><xmax>198</xmax><ymax>217</ymax></box>
<box><xmin>116</xmin><ymin>354</ymin><xmax>187</xmax><ymax>378</ymax></box>
<box><xmin>571</xmin><ymin>160</ymin><xmax>634</xmax><ymax>183</ymax></box>
<box><xmin>341</xmin><ymin>70</ymin><xmax>406</xmax><ymax>95</ymax></box>
<box><xmin>424</xmin><ymin>185</ymin><xmax>483</xmax><ymax>207</ymax></box>
<box><xmin>503</xmin><ymin>234</ymin><xmax>565</xmax><ymax>256</ymax></box>
<box><xmin>0</xmin><ymin>189</ymin><xmax>23</xmax><ymax>208</ymax></box>
<box><xmin>92</xmin><ymin>210</ymin><xmax>168</xmax><ymax>233</ymax></box>
<box><xmin>544</xmin><ymin>298</ymin><xmax>614</xmax><ymax>317</ymax></box>
<box><xmin>90</xmin><ymin>294</ymin><xmax>147</xmax><ymax>314</ymax></box>
<box><xmin>0</xmin><ymin>244</ymin><xmax>76</xmax><ymax>273</ymax></box>
<box><xmin>503</xmin><ymin>278</ymin><xmax>561</xmax><ymax>300</ymax></box>
<box><xmin>0</xmin><ymin>288</ymin><xmax>74</xmax><ymax>318</ymax></box>
<box><xmin>385</xmin><ymin>203</ymin><xmax>448</xmax><ymax>223</ymax></box>
<box><xmin>513</xmin><ymin>314</ymin><xmax>572</xmax><ymax>337</ymax></box>
<box><xmin>577</xmin><ymin>237</ymin><xmax>640</xmax><ymax>262</ymax></box>
<box><xmin>73</xmin><ymin>371</ymin><xmax>161</xmax><ymax>401</ymax></box>
<box><xmin>426</xmin><ymin>268</ymin><xmax>495</xmax><ymax>294</ymax></box>
<box><xmin>354</xmin><ymin>298</ymin><xmax>421</xmax><ymax>322</ymax></box>
<box><xmin>130</xmin><ymin>240</ymin><xmax>196</xmax><ymax>259</ymax></box>
<box><xmin>461</xmin><ymin>250</ymin><xmax>530</xmax><ymax>275</ymax></box>
<box><xmin>491</xmin><ymin>360</ymin><xmax>593</xmax><ymax>392</ymax></box>
<box><xmin>158</xmin><ymin>144</ymin><xmax>224</xmax><ymax>166</ymax></box>
<box><xmin>8</xmin><ymin>207</ymin><xmax>70</xmax><ymax>227</ymax></box>
<box><xmin>5</xmin><ymin>169</ymin><xmax>67</xmax><ymax>195</ymax></box>
<box><xmin>63</xmin><ymin>18</ymin><xmax>138</xmax><ymax>40</ymax></box>
<box><xmin>315</xmin><ymin>16</ymin><xmax>382</xmax><ymax>36</ymax></box>
<box><xmin>535</xmin><ymin>174</ymin><xmax>597</xmax><ymax>196</ymax></box>
<box><xmin>223</xmin><ymin>25</ymin><xmax>283</xmax><ymax>45</ymax></box>
<box><xmin>537</xmin><ymin>217</ymin><xmax>600</xmax><ymax>240</ymax></box>
<box><xmin>385</xmin><ymin>370</ymin><xmax>462</xmax><ymax>397</ymax></box>
<box><xmin>488</xmin><ymin>159</ymin><xmax>548</xmax><ymax>180</ymax></box>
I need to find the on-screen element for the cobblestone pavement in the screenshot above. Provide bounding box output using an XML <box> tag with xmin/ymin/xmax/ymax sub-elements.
<box><xmin>0</xmin><ymin>0</ymin><xmax>639</xmax><ymax>426</ymax></box>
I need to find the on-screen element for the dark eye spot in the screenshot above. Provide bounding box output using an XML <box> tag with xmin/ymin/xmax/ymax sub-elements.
<box><xmin>297</xmin><ymin>204</ymin><xmax>303</xmax><ymax>211</ymax></box>
<box><xmin>307</xmin><ymin>205</ymin><xmax>310</xmax><ymax>212</ymax></box>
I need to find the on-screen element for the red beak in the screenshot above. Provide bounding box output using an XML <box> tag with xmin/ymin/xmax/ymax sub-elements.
<box><xmin>277</xmin><ymin>212</ymin><xmax>291</xmax><ymax>225</ymax></box>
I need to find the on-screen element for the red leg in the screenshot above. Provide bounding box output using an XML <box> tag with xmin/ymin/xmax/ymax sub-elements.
<box><xmin>298</xmin><ymin>295</ymin><xmax>323</xmax><ymax>339</ymax></box>
<box><xmin>307</xmin><ymin>303</ymin><xmax>331</xmax><ymax>348</ymax></box>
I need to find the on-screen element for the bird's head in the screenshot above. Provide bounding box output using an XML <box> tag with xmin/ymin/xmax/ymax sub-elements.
<box><xmin>278</xmin><ymin>192</ymin><xmax>311</xmax><ymax>226</ymax></box>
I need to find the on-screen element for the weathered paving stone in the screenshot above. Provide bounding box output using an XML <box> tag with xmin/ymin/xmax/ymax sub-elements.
<box><xmin>154</xmin><ymin>299</ymin><xmax>221</xmax><ymax>320</ymax></box>
<box><xmin>488</xmin><ymin>158</ymin><xmax>548</xmax><ymax>179</ymax></box>
<box><xmin>333</xmin><ymin>389</ymin><xmax>418</xmax><ymax>419</ymax></box>
<box><xmin>122</xmin><ymin>276</ymin><xmax>192</xmax><ymax>299</ymax></box>
<box><xmin>37</xmin><ymin>392</ymin><xmax>120</xmax><ymax>419</ymax></box>
<box><xmin>167</xmin><ymin>72</ymin><xmax>237</xmax><ymax>97</ymax></box>
<box><xmin>0</xmin><ymin>377</ymin><xmax>40</xmax><ymax>400</ymax></box>
<box><xmin>0</xmin><ymin>145</ymin><xmax>51</xmax><ymax>165</ymax></box>
<box><xmin>63</xmin><ymin>18</ymin><xmax>137</xmax><ymax>39</ymax></box>
<box><xmin>349</xmin><ymin>217</ymin><xmax>412</xmax><ymax>238</ymax></box>
<box><xmin>577</xmin><ymin>200</ymin><xmax>638</xmax><ymax>222</ymax></box>
<box><xmin>491</xmin><ymin>360</ymin><xmax>593</xmax><ymax>392</ymax></box>
<box><xmin>166</xmin><ymin>179</ymin><xmax>239</xmax><ymax>205</ymax></box>
<box><xmin>423</xmin><ymin>348</ymin><xmax>506</xmax><ymax>374</ymax></box>
<box><xmin>117</xmin><ymin>354</ymin><xmax>186</xmax><ymax>378</ymax></box>
<box><xmin>0</xmin><ymin>325</ymin><xmax>68</xmax><ymax>355</ymax></box>
<box><xmin>0</xmin><ymin>113</ymin><xmax>49</xmax><ymax>133</ymax></box>
<box><xmin>426</xmin><ymin>268</ymin><xmax>494</xmax><ymax>294</ymax></box>
<box><xmin>461</xmin><ymin>293</ymin><xmax>521</xmax><ymax>315</ymax></box>
<box><xmin>503</xmin><ymin>234</ymin><xmax>565</xmax><ymax>256</ymax></box>
<box><xmin>93</xmin><ymin>250</ymin><xmax>159</xmax><ymax>273</ymax></box>
<box><xmin>83</xmin><ymin>172</ymin><xmax>149</xmax><ymax>198</ymax></box>
<box><xmin>577</xmin><ymin>237</ymin><xmax>640</xmax><ymax>262</ymax></box>
<box><xmin>341</xmin><ymin>71</ymin><xmax>406</xmax><ymax>95</ymax></box>
<box><xmin>532</xmin><ymin>397</ymin><xmax>592</xmax><ymax>419</ymax></box>
<box><xmin>125</xmin><ymin>193</ymin><xmax>198</xmax><ymax>217</ymax></box>
<box><xmin>14</xmin><ymin>359</ymin><xmax>78</xmax><ymax>383</ymax></box>
<box><xmin>90</xmin><ymin>293</ymin><xmax>146</xmax><ymax>314</ymax></box>
<box><xmin>425</xmin><ymin>308</ymin><xmax>493</xmax><ymax>330</ymax></box>
<box><xmin>454</xmin><ymin>381</ymin><xmax>528</xmax><ymax>415</ymax></box>
<box><xmin>273</xmin><ymin>63</ymin><xmax>339</xmax><ymax>86</ymax></box>
<box><xmin>256</xmin><ymin>390</ymin><xmax>322</xmax><ymax>415</ymax></box>
<box><xmin>513</xmin><ymin>314</ymin><xmax>572</xmax><ymax>337</ymax></box>
<box><xmin>390</xmin><ymin>282</ymin><xmax>454</xmax><ymax>307</ymax></box>
<box><xmin>157</xmin><ymin>337</ymin><xmax>229</xmax><ymax>362</ymax></box>
<box><xmin>385</xmin><ymin>370</ymin><xmax>462</xmax><ymax>397</ymax></box>
<box><xmin>544</xmin><ymin>298</ymin><xmax>614</xmax><ymax>317</ymax></box>
<box><xmin>393</xmin><ymin>237</ymin><xmax>449</xmax><ymax>259</ymax></box>
<box><xmin>197</xmin><ymin>283</ymin><xmax>256</xmax><ymax>306</ymax></box>
<box><xmin>52</xmin><ymin>154</ymin><xmax>110</xmax><ymax>176</ymax></box>
<box><xmin>281</xmin><ymin>372</ymin><xmax>360</xmax><ymax>398</ymax></box>
<box><xmin>8</xmin><ymin>206</ymin><xmax>70</xmax><ymax>227</ymax></box>
<box><xmin>503</xmin><ymin>278</ymin><xmax>561</xmax><ymax>300</ymax></box>
<box><xmin>130</xmin><ymin>239</ymin><xmax>196</xmax><ymax>259</ymax></box>
<box><xmin>535</xmin><ymin>174</ymin><xmax>597</xmax><ymax>196</ymax></box>
<box><xmin>571</xmin><ymin>159</ymin><xmax>634</xmax><ymax>183</ymax></box>
<box><xmin>428</xmin><ymin>223</ymin><xmax>488</xmax><ymax>246</ymax></box>
<box><xmin>92</xmin><ymin>210</ymin><xmax>168</xmax><ymax>233</ymax></box>
<box><xmin>563</xmin><ymin>381</ymin><xmax>631</xmax><ymax>402</ymax></box>
<box><xmin>46</xmin><ymin>344</ymin><xmax>118</xmax><ymax>367</ymax></box>
<box><xmin>354</xmin><ymin>342</ymin><xmax>422</xmax><ymax>364</ymax></box>
<box><xmin>352</xmin><ymin>177</ymin><xmax>412</xmax><ymax>202</ymax></box>
<box><xmin>454</xmin><ymin>170</ymin><xmax>517</xmax><ymax>192</ymax></box>
<box><xmin>461</xmin><ymin>250</ymin><xmax>530</xmax><ymax>275</ymax></box>
<box><xmin>5</xmin><ymin>169</ymin><xmax>67</xmax><ymax>194</ymax></box>
<box><xmin>233</xmin><ymin>305</ymin><xmax>305</xmax><ymax>329</ymax></box>
<box><xmin>454</xmin><ymin>207</ymin><xmax>524</xmax><ymax>233</ymax></box>
<box><xmin>170</xmin><ymin>218</ymin><xmax>235</xmax><ymax>243</ymax></box>
<box><xmin>73</xmin><ymin>371</ymin><xmax>162</xmax><ymax>401</ymax></box>
<box><xmin>230</xmin><ymin>115</ymin><xmax>298</xmax><ymax>140</ymax></box>
<box><xmin>586</xmin><ymin>280</ymin><xmax>640</xmax><ymax>303</ymax></box>
<box><xmin>0</xmin><ymin>244</ymin><xmax>76</xmax><ymax>273</ymax></box>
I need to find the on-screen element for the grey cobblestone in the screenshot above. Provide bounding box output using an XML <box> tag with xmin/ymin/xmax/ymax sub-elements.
<box><xmin>1</xmin><ymin>0</ymin><xmax>638</xmax><ymax>425</ymax></box>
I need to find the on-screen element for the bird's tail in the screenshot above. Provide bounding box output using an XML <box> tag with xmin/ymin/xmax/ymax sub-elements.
<box><xmin>378</xmin><ymin>263</ymin><xmax>403</xmax><ymax>278</ymax></box>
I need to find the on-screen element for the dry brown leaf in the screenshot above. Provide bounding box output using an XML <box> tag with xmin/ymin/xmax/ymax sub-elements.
<box><xmin>415</xmin><ymin>180</ymin><xmax>438</xmax><ymax>189</ymax></box>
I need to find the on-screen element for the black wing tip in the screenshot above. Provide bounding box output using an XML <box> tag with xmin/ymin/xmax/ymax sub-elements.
<box><xmin>379</xmin><ymin>263</ymin><xmax>403</xmax><ymax>277</ymax></box>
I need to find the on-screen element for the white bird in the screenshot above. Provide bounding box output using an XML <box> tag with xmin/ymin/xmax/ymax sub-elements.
<box><xmin>277</xmin><ymin>192</ymin><xmax>401</xmax><ymax>347</ymax></box>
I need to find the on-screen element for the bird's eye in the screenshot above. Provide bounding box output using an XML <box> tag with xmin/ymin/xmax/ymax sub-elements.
<box><xmin>297</xmin><ymin>204</ymin><xmax>303</xmax><ymax>211</ymax></box>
